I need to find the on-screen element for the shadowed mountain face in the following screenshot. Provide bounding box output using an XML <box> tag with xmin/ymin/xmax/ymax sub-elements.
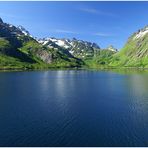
<box><xmin>0</xmin><ymin>19</ymin><xmax>36</xmax><ymax>63</ymax></box>
<box><xmin>0</xmin><ymin>18</ymin><xmax>3</xmax><ymax>23</ymax></box>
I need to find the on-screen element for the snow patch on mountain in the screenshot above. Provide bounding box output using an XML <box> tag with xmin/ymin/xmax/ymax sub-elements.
<box><xmin>17</xmin><ymin>25</ymin><xmax>31</xmax><ymax>37</ymax></box>
<box><xmin>8</xmin><ymin>24</ymin><xmax>13</xmax><ymax>28</ymax></box>
<box><xmin>38</xmin><ymin>37</ymin><xmax>72</xmax><ymax>49</ymax></box>
<box><xmin>56</xmin><ymin>40</ymin><xmax>67</xmax><ymax>48</ymax></box>
<box><xmin>134</xmin><ymin>27</ymin><xmax>148</xmax><ymax>39</ymax></box>
<box><xmin>107</xmin><ymin>45</ymin><xmax>118</xmax><ymax>52</ymax></box>
<box><xmin>37</xmin><ymin>37</ymin><xmax>101</xmax><ymax>58</ymax></box>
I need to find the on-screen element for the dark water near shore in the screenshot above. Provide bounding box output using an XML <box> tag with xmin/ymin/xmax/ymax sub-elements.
<box><xmin>0</xmin><ymin>70</ymin><xmax>148</xmax><ymax>146</ymax></box>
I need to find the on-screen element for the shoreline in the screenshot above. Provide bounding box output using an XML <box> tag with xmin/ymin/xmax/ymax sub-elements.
<box><xmin>0</xmin><ymin>66</ymin><xmax>148</xmax><ymax>72</ymax></box>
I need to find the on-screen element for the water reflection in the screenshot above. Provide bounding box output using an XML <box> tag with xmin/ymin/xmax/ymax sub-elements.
<box><xmin>130</xmin><ymin>74</ymin><xmax>148</xmax><ymax>96</ymax></box>
<box><xmin>126</xmin><ymin>74</ymin><xmax>148</xmax><ymax>117</ymax></box>
<box><xmin>55</xmin><ymin>71</ymin><xmax>68</xmax><ymax>98</ymax></box>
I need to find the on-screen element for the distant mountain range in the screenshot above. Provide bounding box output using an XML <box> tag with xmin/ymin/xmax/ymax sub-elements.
<box><xmin>38</xmin><ymin>37</ymin><xmax>101</xmax><ymax>58</ymax></box>
<box><xmin>0</xmin><ymin>17</ymin><xmax>147</xmax><ymax>69</ymax></box>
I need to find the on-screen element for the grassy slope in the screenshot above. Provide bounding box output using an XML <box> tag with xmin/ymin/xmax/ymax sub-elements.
<box><xmin>109</xmin><ymin>34</ymin><xmax>148</xmax><ymax>68</ymax></box>
<box><xmin>84</xmin><ymin>50</ymin><xmax>115</xmax><ymax>69</ymax></box>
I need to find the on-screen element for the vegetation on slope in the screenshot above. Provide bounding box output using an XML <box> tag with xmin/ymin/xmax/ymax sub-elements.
<box><xmin>109</xmin><ymin>28</ymin><xmax>148</xmax><ymax>68</ymax></box>
<box><xmin>84</xmin><ymin>50</ymin><xmax>116</xmax><ymax>69</ymax></box>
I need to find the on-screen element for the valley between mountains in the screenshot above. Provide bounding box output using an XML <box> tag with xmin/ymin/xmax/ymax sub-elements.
<box><xmin>0</xmin><ymin>17</ymin><xmax>148</xmax><ymax>70</ymax></box>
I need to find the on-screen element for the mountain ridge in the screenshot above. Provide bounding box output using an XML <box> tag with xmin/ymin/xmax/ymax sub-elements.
<box><xmin>38</xmin><ymin>37</ymin><xmax>102</xmax><ymax>59</ymax></box>
<box><xmin>1</xmin><ymin>17</ymin><xmax>148</xmax><ymax>69</ymax></box>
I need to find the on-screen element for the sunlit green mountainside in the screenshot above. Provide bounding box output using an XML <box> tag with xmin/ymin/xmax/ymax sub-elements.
<box><xmin>84</xmin><ymin>26</ymin><xmax>148</xmax><ymax>69</ymax></box>
<box><xmin>84</xmin><ymin>46</ymin><xmax>117</xmax><ymax>68</ymax></box>
<box><xmin>109</xmin><ymin>26</ymin><xmax>148</xmax><ymax>68</ymax></box>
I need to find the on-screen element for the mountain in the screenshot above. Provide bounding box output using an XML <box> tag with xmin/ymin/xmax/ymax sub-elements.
<box><xmin>0</xmin><ymin>18</ymin><xmax>83</xmax><ymax>69</ymax></box>
<box><xmin>17</xmin><ymin>25</ymin><xmax>32</xmax><ymax>37</ymax></box>
<box><xmin>0</xmin><ymin>18</ymin><xmax>3</xmax><ymax>23</ymax></box>
<box><xmin>106</xmin><ymin>45</ymin><xmax>118</xmax><ymax>52</ymax></box>
<box><xmin>0</xmin><ymin>18</ymin><xmax>36</xmax><ymax>63</ymax></box>
<box><xmin>110</xmin><ymin>26</ymin><xmax>148</xmax><ymax>68</ymax></box>
<box><xmin>84</xmin><ymin>48</ymin><xmax>117</xmax><ymax>69</ymax></box>
<box><xmin>38</xmin><ymin>37</ymin><xmax>101</xmax><ymax>59</ymax></box>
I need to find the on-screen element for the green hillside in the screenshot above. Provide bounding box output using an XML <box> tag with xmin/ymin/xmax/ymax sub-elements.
<box><xmin>84</xmin><ymin>50</ymin><xmax>116</xmax><ymax>69</ymax></box>
<box><xmin>109</xmin><ymin>26</ymin><xmax>148</xmax><ymax>68</ymax></box>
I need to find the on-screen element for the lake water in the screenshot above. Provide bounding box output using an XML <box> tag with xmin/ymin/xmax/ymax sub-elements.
<box><xmin>0</xmin><ymin>70</ymin><xmax>148</xmax><ymax>146</ymax></box>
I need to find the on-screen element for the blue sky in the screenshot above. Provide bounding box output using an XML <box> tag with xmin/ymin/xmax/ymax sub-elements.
<box><xmin>0</xmin><ymin>1</ymin><xmax>148</xmax><ymax>49</ymax></box>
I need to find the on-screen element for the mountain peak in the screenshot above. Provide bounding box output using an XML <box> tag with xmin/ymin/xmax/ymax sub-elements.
<box><xmin>72</xmin><ymin>37</ymin><xmax>77</xmax><ymax>41</ymax></box>
<box><xmin>107</xmin><ymin>45</ymin><xmax>118</xmax><ymax>52</ymax></box>
<box><xmin>0</xmin><ymin>17</ymin><xmax>3</xmax><ymax>23</ymax></box>
<box><xmin>17</xmin><ymin>25</ymin><xmax>30</xmax><ymax>36</ymax></box>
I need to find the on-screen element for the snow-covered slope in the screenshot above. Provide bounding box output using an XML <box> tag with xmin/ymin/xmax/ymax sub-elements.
<box><xmin>134</xmin><ymin>26</ymin><xmax>148</xmax><ymax>40</ymax></box>
<box><xmin>38</xmin><ymin>37</ymin><xmax>72</xmax><ymax>49</ymax></box>
<box><xmin>17</xmin><ymin>25</ymin><xmax>34</xmax><ymax>38</ymax></box>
